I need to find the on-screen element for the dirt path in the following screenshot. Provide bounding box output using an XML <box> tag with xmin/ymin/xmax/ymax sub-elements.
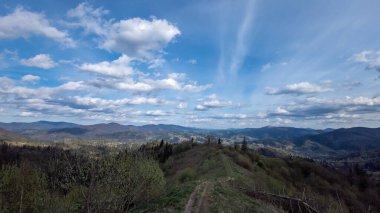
<box><xmin>183</xmin><ymin>181</ymin><xmax>211</xmax><ymax>213</ymax></box>
<box><xmin>183</xmin><ymin>184</ymin><xmax>200</xmax><ymax>213</ymax></box>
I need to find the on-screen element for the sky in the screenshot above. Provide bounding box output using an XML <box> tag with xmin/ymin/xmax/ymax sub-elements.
<box><xmin>0</xmin><ymin>0</ymin><xmax>380</xmax><ymax>129</ymax></box>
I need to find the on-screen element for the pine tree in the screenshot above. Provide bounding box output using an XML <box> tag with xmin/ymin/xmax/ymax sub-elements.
<box><xmin>241</xmin><ymin>137</ymin><xmax>248</xmax><ymax>152</ymax></box>
<box><xmin>234</xmin><ymin>142</ymin><xmax>239</xmax><ymax>150</ymax></box>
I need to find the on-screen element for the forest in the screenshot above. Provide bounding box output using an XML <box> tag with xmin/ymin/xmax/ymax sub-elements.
<box><xmin>1</xmin><ymin>140</ymin><xmax>379</xmax><ymax>212</ymax></box>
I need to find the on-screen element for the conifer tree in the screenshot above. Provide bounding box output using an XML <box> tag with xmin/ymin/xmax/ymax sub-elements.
<box><xmin>234</xmin><ymin>142</ymin><xmax>239</xmax><ymax>150</ymax></box>
<box><xmin>241</xmin><ymin>137</ymin><xmax>248</xmax><ymax>152</ymax></box>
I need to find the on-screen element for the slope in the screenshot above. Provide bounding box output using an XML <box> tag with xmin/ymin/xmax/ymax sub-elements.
<box><xmin>134</xmin><ymin>142</ymin><xmax>380</xmax><ymax>212</ymax></box>
<box><xmin>297</xmin><ymin>127</ymin><xmax>380</xmax><ymax>151</ymax></box>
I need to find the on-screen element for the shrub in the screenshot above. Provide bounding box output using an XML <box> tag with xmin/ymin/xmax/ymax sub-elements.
<box><xmin>179</xmin><ymin>167</ymin><xmax>196</xmax><ymax>183</ymax></box>
<box><xmin>257</xmin><ymin>160</ymin><xmax>265</xmax><ymax>169</ymax></box>
<box><xmin>93</xmin><ymin>153</ymin><xmax>166</xmax><ymax>212</ymax></box>
<box><xmin>173</xmin><ymin>142</ymin><xmax>195</xmax><ymax>155</ymax></box>
<box><xmin>247</xmin><ymin>151</ymin><xmax>260</xmax><ymax>162</ymax></box>
<box><xmin>234</xmin><ymin>154</ymin><xmax>252</xmax><ymax>170</ymax></box>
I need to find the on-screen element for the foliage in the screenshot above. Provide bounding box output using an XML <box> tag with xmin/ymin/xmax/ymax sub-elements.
<box><xmin>0</xmin><ymin>142</ymin><xmax>165</xmax><ymax>212</ymax></box>
<box><xmin>2</xmin><ymin>140</ymin><xmax>380</xmax><ymax>212</ymax></box>
<box><xmin>0</xmin><ymin>162</ymin><xmax>48</xmax><ymax>212</ymax></box>
<box><xmin>179</xmin><ymin>167</ymin><xmax>197</xmax><ymax>183</ymax></box>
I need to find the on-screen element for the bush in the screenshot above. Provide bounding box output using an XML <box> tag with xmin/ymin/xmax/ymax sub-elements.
<box><xmin>247</xmin><ymin>151</ymin><xmax>260</xmax><ymax>162</ymax></box>
<box><xmin>179</xmin><ymin>167</ymin><xmax>196</xmax><ymax>183</ymax></box>
<box><xmin>257</xmin><ymin>160</ymin><xmax>265</xmax><ymax>169</ymax></box>
<box><xmin>234</xmin><ymin>154</ymin><xmax>252</xmax><ymax>170</ymax></box>
<box><xmin>92</xmin><ymin>153</ymin><xmax>166</xmax><ymax>212</ymax></box>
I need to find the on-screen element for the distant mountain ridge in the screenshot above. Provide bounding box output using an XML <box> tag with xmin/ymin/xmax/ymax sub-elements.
<box><xmin>0</xmin><ymin>121</ymin><xmax>80</xmax><ymax>131</ymax></box>
<box><xmin>0</xmin><ymin>121</ymin><xmax>322</xmax><ymax>141</ymax></box>
<box><xmin>1</xmin><ymin>121</ymin><xmax>379</xmax><ymax>154</ymax></box>
<box><xmin>0</xmin><ymin>128</ymin><xmax>28</xmax><ymax>142</ymax></box>
<box><xmin>213</xmin><ymin>126</ymin><xmax>322</xmax><ymax>140</ymax></box>
<box><xmin>297</xmin><ymin>127</ymin><xmax>380</xmax><ymax>151</ymax></box>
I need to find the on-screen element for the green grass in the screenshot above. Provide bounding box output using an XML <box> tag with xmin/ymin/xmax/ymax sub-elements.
<box><xmin>132</xmin><ymin>181</ymin><xmax>197</xmax><ymax>213</ymax></box>
<box><xmin>136</xmin><ymin>143</ymin><xmax>380</xmax><ymax>212</ymax></box>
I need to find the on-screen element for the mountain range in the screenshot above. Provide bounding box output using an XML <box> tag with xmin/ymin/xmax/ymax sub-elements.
<box><xmin>0</xmin><ymin>121</ymin><xmax>379</xmax><ymax>155</ymax></box>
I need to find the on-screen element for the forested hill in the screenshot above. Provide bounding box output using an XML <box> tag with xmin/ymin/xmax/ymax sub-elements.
<box><xmin>296</xmin><ymin>127</ymin><xmax>380</xmax><ymax>151</ymax></box>
<box><xmin>0</xmin><ymin>141</ymin><xmax>378</xmax><ymax>212</ymax></box>
<box><xmin>1</xmin><ymin>121</ymin><xmax>380</xmax><ymax>154</ymax></box>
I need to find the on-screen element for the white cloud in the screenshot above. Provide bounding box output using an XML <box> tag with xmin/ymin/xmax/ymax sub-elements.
<box><xmin>219</xmin><ymin>113</ymin><xmax>249</xmax><ymax>119</ymax></box>
<box><xmin>127</xmin><ymin>97</ymin><xmax>170</xmax><ymax>105</ymax></box>
<box><xmin>0</xmin><ymin>77</ymin><xmax>89</xmax><ymax>101</ymax></box>
<box><xmin>195</xmin><ymin>94</ymin><xmax>232</xmax><ymax>111</ymax></box>
<box><xmin>0</xmin><ymin>7</ymin><xmax>75</xmax><ymax>47</ymax></box>
<box><xmin>177</xmin><ymin>102</ymin><xmax>188</xmax><ymax>109</ymax></box>
<box><xmin>20</xmin><ymin>54</ymin><xmax>57</xmax><ymax>69</ymax></box>
<box><xmin>101</xmin><ymin>18</ymin><xmax>181</xmax><ymax>59</ymax></box>
<box><xmin>78</xmin><ymin>55</ymin><xmax>134</xmax><ymax>77</ymax></box>
<box><xmin>19</xmin><ymin>111</ymin><xmax>37</xmax><ymax>117</ymax></box>
<box><xmin>260</xmin><ymin>63</ymin><xmax>272</xmax><ymax>72</ymax></box>
<box><xmin>148</xmin><ymin>58</ymin><xmax>165</xmax><ymax>68</ymax></box>
<box><xmin>168</xmin><ymin>73</ymin><xmax>186</xmax><ymax>80</ymax></box>
<box><xmin>345</xmin><ymin>96</ymin><xmax>380</xmax><ymax>106</ymax></box>
<box><xmin>56</xmin><ymin>81</ymin><xmax>87</xmax><ymax>91</ymax></box>
<box><xmin>90</xmin><ymin>73</ymin><xmax>211</xmax><ymax>93</ymax></box>
<box><xmin>266</xmin><ymin>82</ymin><xmax>333</xmax><ymax>95</ymax></box>
<box><xmin>65</xmin><ymin>96</ymin><xmax>170</xmax><ymax>110</ymax></box>
<box><xmin>0</xmin><ymin>77</ymin><xmax>177</xmax><ymax>120</ymax></box>
<box><xmin>187</xmin><ymin>59</ymin><xmax>197</xmax><ymax>64</ymax></box>
<box><xmin>195</xmin><ymin>105</ymin><xmax>207</xmax><ymax>111</ymax></box>
<box><xmin>21</xmin><ymin>74</ymin><xmax>40</xmax><ymax>82</ymax></box>
<box><xmin>144</xmin><ymin>110</ymin><xmax>170</xmax><ymax>116</ymax></box>
<box><xmin>130</xmin><ymin>109</ymin><xmax>172</xmax><ymax>117</ymax></box>
<box><xmin>275</xmin><ymin>118</ymin><xmax>292</xmax><ymax>125</ymax></box>
<box><xmin>274</xmin><ymin>107</ymin><xmax>289</xmax><ymax>115</ymax></box>
<box><xmin>68</xmin><ymin>3</ymin><xmax>181</xmax><ymax>59</ymax></box>
<box><xmin>265</xmin><ymin>96</ymin><xmax>380</xmax><ymax>122</ymax></box>
<box><xmin>353</xmin><ymin>50</ymin><xmax>380</xmax><ymax>72</ymax></box>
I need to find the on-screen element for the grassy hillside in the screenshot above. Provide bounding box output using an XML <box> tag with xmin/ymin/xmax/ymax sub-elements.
<box><xmin>1</xmin><ymin>141</ymin><xmax>379</xmax><ymax>212</ymax></box>
<box><xmin>134</xmin><ymin>142</ymin><xmax>379</xmax><ymax>212</ymax></box>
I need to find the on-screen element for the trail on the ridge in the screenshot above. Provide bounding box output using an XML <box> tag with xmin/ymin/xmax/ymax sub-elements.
<box><xmin>183</xmin><ymin>181</ymin><xmax>211</xmax><ymax>213</ymax></box>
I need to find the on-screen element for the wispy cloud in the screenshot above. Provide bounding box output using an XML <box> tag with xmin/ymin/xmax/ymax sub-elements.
<box><xmin>228</xmin><ymin>0</ymin><xmax>255</xmax><ymax>75</ymax></box>
<box><xmin>352</xmin><ymin>50</ymin><xmax>380</xmax><ymax>72</ymax></box>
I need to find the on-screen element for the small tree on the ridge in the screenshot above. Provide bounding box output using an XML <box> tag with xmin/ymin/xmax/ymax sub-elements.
<box><xmin>241</xmin><ymin>137</ymin><xmax>248</xmax><ymax>152</ymax></box>
<box><xmin>234</xmin><ymin>142</ymin><xmax>239</xmax><ymax>150</ymax></box>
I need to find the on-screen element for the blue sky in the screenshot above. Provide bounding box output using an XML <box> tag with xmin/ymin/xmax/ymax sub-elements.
<box><xmin>0</xmin><ymin>0</ymin><xmax>380</xmax><ymax>128</ymax></box>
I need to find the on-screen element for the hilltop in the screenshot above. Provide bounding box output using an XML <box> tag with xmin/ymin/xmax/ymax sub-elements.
<box><xmin>136</xmin><ymin>142</ymin><xmax>378</xmax><ymax>212</ymax></box>
<box><xmin>1</xmin><ymin>140</ymin><xmax>378</xmax><ymax>212</ymax></box>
